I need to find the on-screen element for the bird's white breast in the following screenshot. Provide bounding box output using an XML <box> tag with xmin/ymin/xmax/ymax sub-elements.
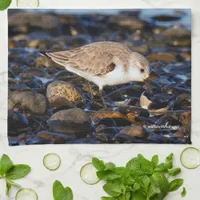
<box><xmin>63</xmin><ymin>64</ymin><xmax>142</xmax><ymax>90</ymax></box>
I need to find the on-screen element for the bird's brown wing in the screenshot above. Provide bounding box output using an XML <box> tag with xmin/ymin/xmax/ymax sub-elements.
<box><xmin>46</xmin><ymin>45</ymin><xmax>116</xmax><ymax>76</ymax></box>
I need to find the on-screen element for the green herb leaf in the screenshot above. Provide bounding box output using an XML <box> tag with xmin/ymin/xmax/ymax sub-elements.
<box><xmin>168</xmin><ymin>168</ymin><xmax>181</xmax><ymax>176</ymax></box>
<box><xmin>133</xmin><ymin>182</ymin><xmax>140</xmax><ymax>191</ymax></box>
<box><xmin>6</xmin><ymin>164</ymin><xmax>31</xmax><ymax>180</ymax></box>
<box><xmin>141</xmin><ymin>175</ymin><xmax>151</xmax><ymax>193</ymax></box>
<box><xmin>151</xmin><ymin>155</ymin><xmax>159</xmax><ymax>169</ymax></box>
<box><xmin>97</xmin><ymin>170</ymin><xmax>121</xmax><ymax>181</ymax></box>
<box><xmin>131</xmin><ymin>191</ymin><xmax>146</xmax><ymax>200</ymax></box>
<box><xmin>53</xmin><ymin>180</ymin><xmax>73</xmax><ymax>200</ymax></box>
<box><xmin>154</xmin><ymin>163</ymin><xmax>168</xmax><ymax>173</ymax></box>
<box><xmin>104</xmin><ymin>162</ymin><xmax>115</xmax><ymax>171</ymax></box>
<box><xmin>0</xmin><ymin>154</ymin><xmax>13</xmax><ymax>176</ymax></box>
<box><xmin>152</xmin><ymin>172</ymin><xmax>169</xmax><ymax>198</ymax></box>
<box><xmin>147</xmin><ymin>182</ymin><xmax>161</xmax><ymax>199</ymax></box>
<box><xmin>92</xmin><ymin>157</ymin><xmax>105</xmax><ymax>171</ymax></box>
<box><xmin>165</xmin><ymin>153</ymin><xmax>174</xmax><ymax>169</ymax></box>
<box><xmin>53</xmin><ymin>180</ymin><xmax>65</xmax><ymax>200</ymax></box>
<box><xmin>0</xmin><ymin>0</ymin><xmax>12</xmax><ymax>10</ymax></box>
<box><xmin>181</xmin><ymin>187</ymin><xmax>186</xmax><ymax>197</ymax></box>
<box><xmin>169</xmin><ymin>179</ymin><xmax>184</xmax><ymax>192</ymax></box>
<box><xmin>103</xmin><ymin>180</ymin><xmax>126</xmax><ymax>197</ymax></box>
<box><xmin>65</xmin><ymin>187</ymin><xmax>73</xmax><ymax>200</ymax></box>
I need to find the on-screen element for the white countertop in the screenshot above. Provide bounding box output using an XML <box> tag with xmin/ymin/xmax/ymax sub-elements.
<box><xmin>1</xmin><ymin>0</ymin><xmax>200</xmax><ymax>199</ymax></box>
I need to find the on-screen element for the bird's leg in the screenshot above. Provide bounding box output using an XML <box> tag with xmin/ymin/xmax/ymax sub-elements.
<box><xmin>99</xmin><ymin>88</ymin><xmax>107</xmax><ymax>108</ymax></box>
<box><xmin>87</xmin><ymin>81</ymin><xmax>94</xmax><ymax>103</ymax></box>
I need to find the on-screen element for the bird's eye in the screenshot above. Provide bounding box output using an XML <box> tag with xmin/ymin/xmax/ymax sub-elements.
<box><xmin>140</xmin><ymin>69</ymin><xmax>145</xmax><ymax>73</ymax></box>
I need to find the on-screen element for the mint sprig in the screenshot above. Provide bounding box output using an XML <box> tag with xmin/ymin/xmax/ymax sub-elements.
<box><xmin>0</xmin><ymin>154</ymin><xmax>31</xmax><ymax>196</ymax></box>
<box><xmin>53</xmin><ymin>180</ymin><xmax>73</xmax><ymax>200</ymax></box>
<box><xmin>92</xmin><ymin>153</ymin><xmax>186</xmax><ymax>200</ymax></box>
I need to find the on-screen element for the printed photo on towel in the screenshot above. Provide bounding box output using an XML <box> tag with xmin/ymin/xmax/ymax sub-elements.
<box><xmin>8</xmin><ymin>9</ymin><xmax>191</xmax><ymax>145</ymax></box>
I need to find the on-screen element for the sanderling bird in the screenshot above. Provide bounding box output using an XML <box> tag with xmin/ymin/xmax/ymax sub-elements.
<box><xmin>41</xmin><ymin>41</ymin><xmax>150</xmax><ymax>107</ymax></box>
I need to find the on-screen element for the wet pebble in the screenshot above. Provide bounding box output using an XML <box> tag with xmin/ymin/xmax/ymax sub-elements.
<box><xmin>90</xmin><ymin>109</ymin><xmax>133</xmax><ymax>125</ymax></box>
<box><xmin>37</xmin><ymin>131</ymin><xmax>75</xmax><ymax>144</ymax></box>
<box><xmin>8</xmin><ymin>110</ymin><xmax>28</xmax><ymax>136</ymax></box>
<box><xmin>147</xmin><ymin>53</ymin><xmax>177</xmax><ymax>62</ymax></box>
<box><xmin>47</xmin><ymin>108</ymin><xmax>92</xmax><ymax>136</ymax></box>
<box><xmin>47</xmin><ymin>81</ymin><xmax>83</xmax><ymax>109</ymax></box>
<box><xmin>8</xmin><ymin>91</ymin><xmax>47</xmax><ymax>115</ymax></box>
<box><xmin>8</xmin><ymin>12</ymin><xmax>61</xmax><ymax>36</ymax></box>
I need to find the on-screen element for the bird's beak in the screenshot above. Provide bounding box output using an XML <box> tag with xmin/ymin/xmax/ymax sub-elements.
<box><xmin>144</xmin><ymin>78</ymin><xmax>150</xmax><ymax>88</ymax></box>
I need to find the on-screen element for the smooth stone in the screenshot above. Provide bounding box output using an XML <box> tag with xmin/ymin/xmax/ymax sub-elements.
<box><xmin>147</xmin><ymin>53</ymin><xmax>177</xmax><ymax>62</ymax></box>
<box><xmin>47</xmin><ymin>81</ymin><xmax>83</xmax><ymax>109</ymax></box>
<box><xmin>90</xmin><ymin>109</ymin><xmax>133</xmax><ymax>125</ymax></box>
<box><xmin>47</xmin><ymin>108</ymin><xmax>92</xmax><ymax>136</ymax></box>
<box><xmin>8</xmin><ymin>13</ymin><xmax>61</xmax><ymax>34</ymax></box>
<box><xmin>8</xmin><ymin>110</ymin><xmax>28</xmax><ymax>135</ymax></box>
<box><xmin>37</xmin><ymin>131</ymin><xmax>75</xmax><ymax>144</ymax></box>
<box><xmin>118</xmin><ymin>125</ymin><xmax>148</xmax><ymax>138</ymax></box>
<box><xmin>8</xmin><ymin>91</ymin><xmax>47</xmax><ymax>115</ymax></box>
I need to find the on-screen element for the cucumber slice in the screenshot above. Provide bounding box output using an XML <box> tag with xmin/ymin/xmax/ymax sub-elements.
<box><xmin>43</xmin><ymin>153</ymin><xmax>61</xmax><ymax>171</ymax></box>
<box><xmin>16</xmin><ymin>0</ymin><xmax>39</xmax><ymax>7</ymax></box>
<box><xmin>180</xmin><ymin>147</ymin><xmax>200</xmax><ymax>169</ymax></box>
<box><xmin>80</xmin><ymin>162</ymin><xmax>99</xmax><ymax>185</ymax></box>
<box><xmin>15</xmin><ymin>188</ymin><xmax>38</xmax><ymax>200</ymax></box>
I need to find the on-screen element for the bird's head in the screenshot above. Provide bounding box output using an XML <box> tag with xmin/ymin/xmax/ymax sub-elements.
<box><xmin>128</xmin><ymin>52</ymin><xmax>150</xmax><ymax>82</ymax></box>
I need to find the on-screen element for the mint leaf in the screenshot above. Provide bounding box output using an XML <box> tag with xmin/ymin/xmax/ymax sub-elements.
<box><xmin>104</xmin><ymin>162</ymin><xmax>115</xmax><ymax>171</ymax></box>
<box><xmin>97</xmin><ymin>171</ymin><xmax>121</xmax><ymax>181</ymax></box>
<box><xmin>151</xmin><ymin>155</ymin><xmax>159</xmax><ymax>169</ymax></box>
<box><xmin>154</xmin><ymin>163</ymin><xmax>168</xmax><ymax>173</ymax></box>
<box><xmin>131</xmin><ymin>191</ymin><xmax>146</xmax><ymax>200</ymax></box>
<box><xmin>125</xmin><ymin>191</ymin><xmax>131</xmax><ymax>200</ymax></box>
<box><xmin>137</xmin><ymin>154</ymin><xmax>153</xmax><ymax>174</ymax></box>
<box><xmin>152</xmin><ymin>172</ymin><xmax>169</xmax><ymax>198</ymax></box>
<box><xmin>6</xmin><ymin>164</ymin><xmax>31</xmax><ymax>180</ymax></box>
<box><xmin>0</xmin><ymin>154</ymin><xmax>13</xmax><ymax>176</ymax></box>
<box><xmin>53</xmin><ymin>180</ymin><xmax>73</xmax><ymax>200</ymax></box>
<box><xmin>126</xmin><ymin>158</ymin><xmax>140</xmax><ymax>171</ymax></box>
<box><xmin>103</xmin><ymin>180</ymin><xmax>126</xmax><ymax>197</ymax></box>
<box><xmin>127</xmin><ymin>155</ymin><xmax>153</xmax><ymax>176</ymax></box>
<box><xmin>133</xmin><ymin>182</ymin><xmax>140</xmax><ymax>191</ymax></box>
<box><xmin>92</xmin><ymin>157</ymin><xmax>105</xmax><ymax>171</ymax></box>
<box><xmin>147</xmin><ymin>182</ymin><xmax>161</xmax><ymax>199</ymax></box>
<box><xmin>169</xmin><ymin>179</ymin><xmax>184</xmax><ymax>192</ymax></box>
<box><xmin>141</xmin><ymin>175</ymin><xmax>151</xmax><ymax>193</ymax></box>
<box><xmin>168</xmin><ymin>168</ymin><xmax>181</xmax><ymax>176</ymax></box>
<box><xmin>181</xmin><ymin>187</ymin><xmax>186</xmax><ymax>197</ymax></box>
<box><xmin>165</xmin><ymin>153</ymin><xmax>173</xmax><ymax>169</ymax></box>
<box><xmin>65</xmin><ymin>187</ymin><xmax>73</xmax><ymax>200</ymax></box>
<box><xmin>53</xmin><ymin>180</ymin><xmax>65</xmax><ymax>200</ymax></box>
<box><xmin>166</xmin><ymin>153</ymin><xmax>173</xmax><ymax>161</ymax></box>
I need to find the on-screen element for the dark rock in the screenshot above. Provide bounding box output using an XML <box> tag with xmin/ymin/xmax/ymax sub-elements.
<box><xmin>109</xmin><ymin>16</ymin><xmax>146</xmax><ymax>30</ymax></box>
<box><xmin>118</xmin><ymin>125</ymin><xmax>148</xmax><ymax>138</ymax></box>
<box><xmin>8</xmin><ymin>110</ymin><xmax>28</xmax><ymax>136</ymax></box>
<box><xmin>8</xmin><ymin>91</ymin><xmax>47</xmax><ymax>115</ymax></box>
<box><xmin>147</xmin><ymin>53</ymin><xmax>177</xmax><ymax>62</ymax></box>
<box><xmin>37</xmin><ymin>131</ymin><xmax>75</xmax><ymax>144</ymax></box>
<box><xmin>47</xmin><ymin>108</ymin><xmax>92</xmax><ymax>136</ymax></box>
<box><xmin>90</xmin><ymin>109</ymin><xmax>133</xmax><ymax>125</ymax></box>
<box><xmin>19</xmin><ymin>68</ymin><xmax>49</xmax><ymax>79</ymax></box>
<box><xmin>8</xmin><ymin>12</ymin><xmax>61</xmax><ymax>36</ymax></box>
